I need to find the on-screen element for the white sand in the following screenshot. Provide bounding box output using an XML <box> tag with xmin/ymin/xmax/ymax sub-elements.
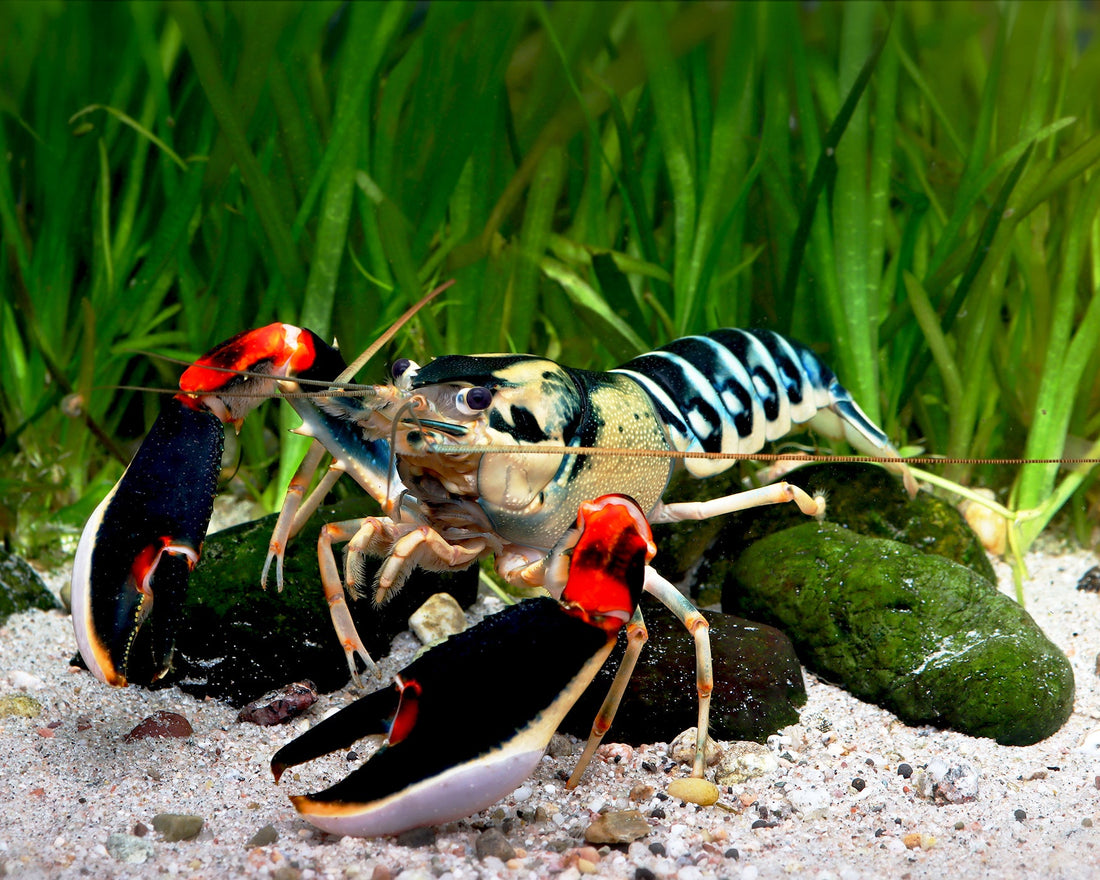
<box><xmin>1</xmin><ymin>545</ymin><xmax>1099</xmax><ymax>880</ymax></box>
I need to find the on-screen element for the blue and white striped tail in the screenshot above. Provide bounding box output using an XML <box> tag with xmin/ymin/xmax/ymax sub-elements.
<box><xmin>613</xmin><ymin>329</ymin><xmax>898</xmax><ymax>478</ymax></box>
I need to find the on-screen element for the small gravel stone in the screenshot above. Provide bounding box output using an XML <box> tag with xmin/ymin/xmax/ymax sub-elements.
<box><xmin>236</xmin><ymin>681</ymin><xmax>318</xmax><ymax>725</ymax></box>
<box><xmin>1014</xmin><ymin>809</ymin><xmax>1027</xmax><ymax>822</ymax></box>
<box><xmin>106</xmin><ymin>832</ymin><xmax>154</xmax><ymax>863</ymax></box>
<box><xmin>714</xmin><ymin>741</ymin><xmax>779</xmax><ymax>785</ymax></box>
<box><xmin>395</xmin><ymin>826</ymin><xmax>436</xmax><ymax>847</ymax></box>
<box><xmin>547</xmin><ymin>733</ymin><xmax>574</xmax><ymax>758</ymax></box>
<box><xmin>897</xmin><ymin>763</ymin><xmax>913</xmax><ymax>778</ymax></box>
<box><xmin>785</xmin><ymin>786</ymin><xmax>831</xmax><ymax>820</ymax></box>
<box><xmin>247</xmin><ymin>825</ymin><xmax>278</xmax><ymax>847</ymax></box>
<box><xmin>408</xmin><ymin>592</ymin><xmax>467</xmax><ymax>644</ymax></box>
<box><xmin>629</xmin><ymin>782</ymin><xmax>655</xmax><ymax>801</ymax></box>
<box><xmin>915</xmin><ymin>757</ymin><xmax>979</xmax><ymax>804</ymax></box>
<box><xmin>634</xmin><ymin>868</ymin><xmax>657</xmax><ymax>880</ymax></box>
<box><xmin>851</xmin><ymin>777</ymin><xmax>866</xmax><ymax>791</ymax></box>
<box><xmin>584</xmin><ymin>810</ymin><xmax>650</xmax><ymax>844</ymax></box>
<box><xmin>124</xmin><ymin>710</ymin><xmax>193</xmax><ymax>741</ymax></box>
<box><xmin>152</xmin><ymin>813</ymin><xmax>204</xmax><ymax>841</ymax></box>
<box><xmin>0</xmin><ymin>694</ymin><xmax>42</xmax><ymax>718</ymax></box>
<box><xmin>475</xmin><ymin>827</ymin><xmax>515</xmax><ymax>861</ymax></box>
<box><xmin>669</xmin><ymin>728</ymin><xmax>721</xmax><ymax>766</ymax></box>
<box><xmin>667</xmin><ymin>777</ymin><xmax>720</xmax><ymax>805</ymax></box>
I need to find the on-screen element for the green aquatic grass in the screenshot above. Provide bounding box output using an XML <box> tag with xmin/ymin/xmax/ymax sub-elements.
<box><xmin>1</xmin><ymin>1</ymin><xmax>1098</xmax><ymax>569</ymax></box>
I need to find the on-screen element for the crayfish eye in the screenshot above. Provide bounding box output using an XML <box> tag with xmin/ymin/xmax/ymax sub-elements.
<box><xmin>455</xmin><ymin>386</ymin><xmax>493</xmax><ymax>416</ymax></box>
<box><xmin>390</xmin><ymin>358</ymin><xmax>419</xmax><ymax>391</ymax></box>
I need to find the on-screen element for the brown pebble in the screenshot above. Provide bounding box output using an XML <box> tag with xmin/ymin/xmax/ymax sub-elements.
<box><xmin>903</xmin><ymin>832</ymin><xmax>923</xmax><ymax>850</ymax></box>
<box><xmin>584</xmin><ymin>810</ymin><xmax>651</xmax><ymax>844</ymax></box>
<box><xmin>124</xmin><ymin>711</ymin><xmax>193</xmax><ymax>741</ymax></box>
<box><xmin>237</xmin><ymin>682</ymin><xmax>318</xmax><ymax>726</ymax></box>
<box><xmin>76</xmin><ymin>714</ymin><xmax>93</xmax><ymax>731</ymax></box>
<box><xmin>133</xmin><ymin>822</ymin><xmax>148</xmax><ymax>837</ymax></box>
<box><xmin>629</xmin><ymin>783</ymin><xmax>655</xmax><ymax>802</ymax></box>
<box><xmin>475</xmin><ymin>827</ymin><xmax>515</xmax><ymax>861</ymax></box>
<box><xmin>370</xmin><ymin>866</ymin><xmax>391</xmax><ymax>880</ymax></box>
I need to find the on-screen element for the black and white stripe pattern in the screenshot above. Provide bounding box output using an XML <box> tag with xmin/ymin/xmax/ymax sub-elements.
<box><xmin>613</xmin><ymin>329</ymin><xmax>892</xmax><ymax>477</ymax></box>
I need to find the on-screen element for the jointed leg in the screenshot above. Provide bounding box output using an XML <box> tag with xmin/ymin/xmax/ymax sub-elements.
<box><xmin>650</xmin><ymin>480</ymin><xmax>825</xmax><ymax>523</ymax></box>
<box><xmin>567</xmin><ymin>608</ymin><xmax>648</xmax><ymax>789</ymax></box>
<box><xmin>643</xmin><ymin>568</ymin><xmax>713</xmax><ymax>779</ymax></box>
<box><xmin>317</xmin><ymin>518</ymin><xmax>377</xmax><ymax>684</ymax></box>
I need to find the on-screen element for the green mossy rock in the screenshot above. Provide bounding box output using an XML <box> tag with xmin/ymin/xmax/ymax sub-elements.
<box><xmin>729</xmin><ymin>522</ymin><xmax>1074</xmax><ymax>746</ymax></box>
<box><xmin>657</xmin><ymin>463</ymin><xmax>994</xmax><ymax>607</ymax></box>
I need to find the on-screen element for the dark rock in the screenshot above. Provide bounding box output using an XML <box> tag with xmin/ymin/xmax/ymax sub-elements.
<box><xmin>562</xmin><ymin>595</ymin><xmax>804</xmax><ymax>744</ymax></box>
<box><xmin>124</xmin><ymin>710</ymin><xmax>193</xmax><ymax>741</ymax></box>
<box><xmin>730</xmin><ymin>523</ymin><xmax>1074</xmax><ymax>745</ymax></box>
<box><xmin>246</xmin><ymin>825</ymin><xmax>279</xmax><ymax>847</ymax></box>
<box><xmin>395</xmin><ymin>826</ymin><xmax>436</xmax><ymax>847</ymax></box>
<box><xmin>237</xmin><ymin>682</ymin><xmax>318</xmax><ymax>726</ymax></box>
<box><xmin>1077</xmin><ymin>566</ymin><xmax>1100</xmax><ymax>592</ymax></box>
<box><xmin>659</xmin><ymin>463</ymin><xmax>994</xmax><ymax>606</ymax></box>
<box><xmin>0</xmin><ymin>549</ymin><xmax>60</xmax><ymax>622</ymax></box>
<box><xmin>475</xmin><ymin>827</ymin><xmax>516</xmax><ymax>860</ymax></box>
<box><xmin>151</xmin><ymin>813</ymin><xmax>204</xmax><ymax>841</ymax></box>
<box><xmin>158</xmin><ymin>497</ymin><xmax>479</xmax><ymax>705</ymax></box>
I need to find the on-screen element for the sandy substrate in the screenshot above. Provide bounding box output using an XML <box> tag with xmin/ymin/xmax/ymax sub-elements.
<box><xmin>2</xmin><ymin>544</ymin><xmax>1100</xmax><ymax>880</ymax></box>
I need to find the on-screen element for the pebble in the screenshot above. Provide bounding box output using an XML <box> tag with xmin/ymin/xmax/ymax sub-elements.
<box><xmin>106</xmin><ymin>832</ymin><xmax>154</xmax><ymax>863</ymax></box>
<box><xmin>152</xmin><ymin>813</ymin><xmax>204</xmax><ymax>841</ymax></box>
<box><xmin>584</xmin><ymin>810</ymin><xmax>651</xmax><ymax>844</ymax></box>
<box><xmin>237</xmin><ymin>681</ymin><xmax>318</xmax><ymax>725</ymax></box>
<box><xmin>475</xmin><ymin>828</ymin><xmax>515</xmax><ymax>861</ymax></box>
<box><xmin>669</xmin><ymin>728</ymin><xmax>721</xmax><ymax>766</ymax></box>
<box><xmin>8</xmin><ymin>670</ymin><xmax>46</xmax><ymax>690</ymax></box>
<box><xmin>408</xmin><ymin>593</ymin><xmax>467</xmax><ymax>644</ymax></box>
<box><xmin>902</xmin><ymin>832</ymin><xmax>937</xmax><ymax>850</ymax></box>
<box><xmin>667</xmin><ymin>777</ymin><xmax>720</xmax><ymax>806</ymax></box>
<box><xmin>785</xmin><ymin>786</ymin><xmax>831</xmax><ymax>820</ymax></box>
<box><xmin>714</xmin><ymin>741</ymin><xmax>779</xmax><ymax>785</ymax></box>
<box><xmin>0</xmin><ymin>694</ymin><xmax>42</xmax><ymax>718</ymax></box>
<box><xmin>914</xmin><ymin>757</ymin><xmax>979</xmax><ymax>804</ymax></box>
<box><xmin>247</xmin><ymin>825</ymin><xmax>278</xmax><ymax>847</ymax></box>
<box><xmin>395</xmin><ymin>826</ymin><xmax>436</xmax><ymax>847</ymax></box>
<box><xmin>629</xmin><ymin>782</ymin><xmax>656</xmax><ymax>801</ymax></box>
<box><xmin>124</xmin><ymin>710</ymin><xmax>193</xmax><ymax>741</ymax></box>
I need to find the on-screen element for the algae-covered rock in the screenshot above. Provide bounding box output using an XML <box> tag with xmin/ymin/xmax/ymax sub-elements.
<box><xmin>658</xmin><ymin>463</ymin><xmax>994</xmax><ymax>606</ymax></box>
<box><xmin>562</xmin><ymin>595</ymin><xmax>805</xmax><ymax>744</ymax></box>
<box><xmin>728</xmin><ymin>522</ymin><xmax>1073</xmax><ymax>746</ymax></box>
